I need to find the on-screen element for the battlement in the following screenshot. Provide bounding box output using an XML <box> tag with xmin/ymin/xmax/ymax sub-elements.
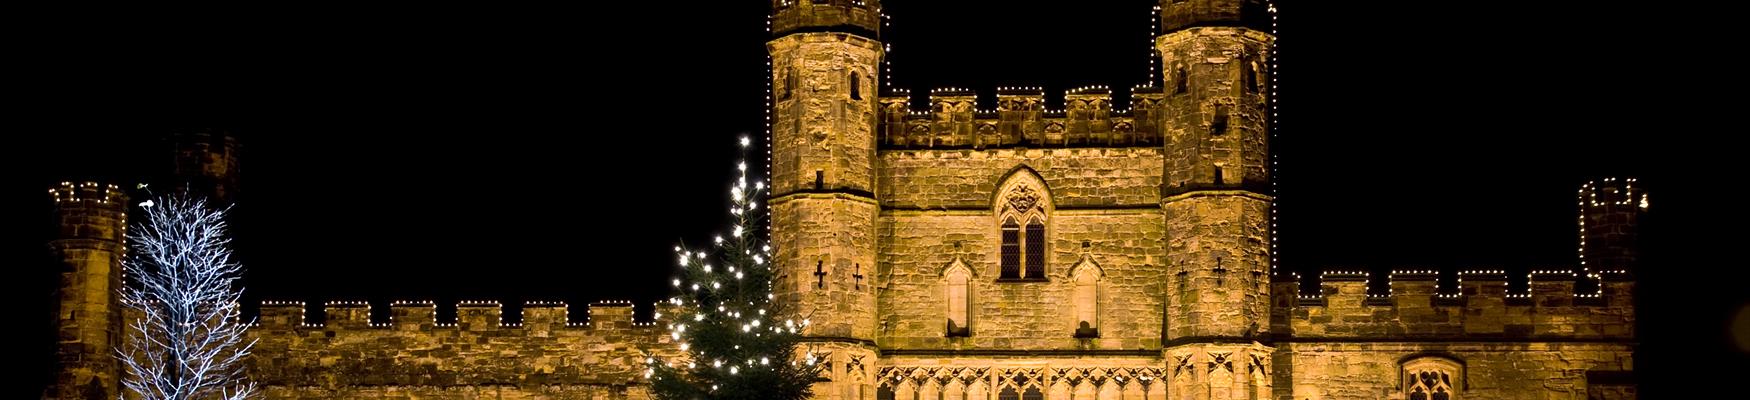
<box><xmin>878</xmin><ymin>86</ymin><xmax>1160</xmax><ymax>150</ymax></box>
<box><xmin>254</xmin><ymin>300</ymin><xmax>666</xmax><ymax>331</ymax></box>
<box><xmin>246</xmin><ymin>299</ymin><xmax>678</xmax><ymax>395</ymax></box>
<box><xmin>49</xmin><ymin>182</ymin><xmax>129</xmax><ymax>251</ymax></box>
<box><xmin>1271</xmin><ymin>268</ymin><xmax>1634</xmax><ymax>340</ymax></box>
<box><xmin>1580</xmin><ymin>178</ymin><xmax>1647</xmax><ymax>209</ymax></box>
<box><xmin>1158</xmin><ymin>0</ymin><xmax>1274</xmax><ymax>34</ymax></box>
<box><xmin>1579</xmin><ymin>178</ymin><xmax>1647</xmax><ymax>271</ymax></box>
<box><xmin>49</xmin><ymin>181</ymin><xmax>128</xmax><ymax>208</ymax></box>
<box><xmin>322</xmin><ymin>300</ymin><xmax>377</xmax><ymax>328</ymax></box>
<box><xmin>770</xmin><ymin>0</ymin><xmax>881</xmax><ymax>38</ymax></box>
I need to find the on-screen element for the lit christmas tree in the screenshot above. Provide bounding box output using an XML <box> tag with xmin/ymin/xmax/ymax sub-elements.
<box><xmin>646</xmin><ymin>136</ymin><xmax>825</xmax><ymax>400</ymax></box>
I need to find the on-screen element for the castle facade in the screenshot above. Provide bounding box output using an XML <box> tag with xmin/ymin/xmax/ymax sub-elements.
<box><xmin>47</xmin><ymin>2</ymin><xmax>1638</xmax><ymax>399</ymax></box>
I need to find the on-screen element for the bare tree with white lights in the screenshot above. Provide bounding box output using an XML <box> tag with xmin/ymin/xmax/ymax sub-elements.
<box><xmin>117</xmin><ymin>193</ymin><xmax>257</xmax><ymax>400</ymax></box>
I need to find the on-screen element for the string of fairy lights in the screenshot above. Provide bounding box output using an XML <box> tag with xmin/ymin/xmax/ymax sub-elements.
<box><xmin>642</xmin><ymin>135</ymin><xmax>822</xmax><ymax>385</ymax></box>
<box><xmin>1283</xmin><ymin>268</ymin><xmax>1628</xmax><ymax>303</ymax></box>
<box><xmin>1149</xmin><ymin>6</ymin><xmax>1158</xmax><ymax>84</ymax></box>
<box><xmin>252</xmin><ymin>299</ymin><xmax>665</xmax><ymax>329</ymax></box>
<box><xmin>1268</xmin><ymin>1</ymin><xmax>1281</xmax><ymax>279</ymax></box>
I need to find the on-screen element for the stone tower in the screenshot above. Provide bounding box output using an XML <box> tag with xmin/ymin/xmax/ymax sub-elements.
<box><xmin>171</xmin><ymin>129</ymin><xmax>240</xmax><ymax>205</ymax></box>
<box><xmin>1579</xmin><ymin>178</ymin><xmax>1647</xmax><ymax>272</ymax></box>
<box><xmin>47</xmin><ymin>182</ymin><xmax>128</xmax><ymax>400</ymax></box>
<box><xmin>1157</xmin><ymin>0</ymin><xmax>1275</xmax><ymax>399</ymax></box>
<box><xmin>767</xmin><ymin>0</ymin><xmax>882</xmax><ymax>399</ymax></box>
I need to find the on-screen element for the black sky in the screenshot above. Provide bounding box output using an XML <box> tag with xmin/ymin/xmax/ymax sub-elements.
<box><xmin>6</xmin><ymin>1</ymin><xmax>1740</xmax><ymax>396</ymax></box>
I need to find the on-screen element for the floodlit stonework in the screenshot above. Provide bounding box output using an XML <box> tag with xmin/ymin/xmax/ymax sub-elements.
<box><xmin>46</xmin><ymin>2</ymin><xmax>1640</xmax><ymax>399</ymax></box>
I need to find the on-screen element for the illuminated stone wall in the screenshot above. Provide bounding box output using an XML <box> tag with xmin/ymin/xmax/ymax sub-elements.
<box><xmin>1269</xmin><ymin>270</ymin><xmax>1636</xmax><ymax>399</ymax></box>
<box><xmin>875</xmin><ymin>148</ymin><xmax>1166</xmax><ymax>350</ymax></box>
<box><xmin>873</xmin><ymin>357</ymin><xmax>1168</xmax><ymax>399</ymax></box>
<box><xmin>243</xmin><ymin>301</ymin><xmax>677</xmax><ymax>399</ymax></box>
<box><xmin>47</xmin><ymin>182</ymin><xmax>128</xmax><ymax>400</ymax></box>
<box><xmin>1275</xmin><ymin>342</ymin><xmax>1634</xmax><ymax>400</ymax></box>
<box><xmin>876</xmin><ymin>88</ymin><xmax>1165</xmax><ymax>150</ymax></box>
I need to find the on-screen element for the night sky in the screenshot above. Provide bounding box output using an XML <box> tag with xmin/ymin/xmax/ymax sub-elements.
<box><xmin>6</xmin><ymin>1</ymin><xmax>1739</xmax><ymax>396</ymax></box>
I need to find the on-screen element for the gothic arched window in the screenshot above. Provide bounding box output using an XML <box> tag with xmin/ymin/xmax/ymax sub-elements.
<box><xmin>1000</xmin><ymin>218</ymin><xmax>1021</xmax><ymax>279</ymax></box>
<box><xmin>944</xmin><ymin>260</ymin><xmax>972</xmax><ymax>337</ymax></box>
<box><xmin>998</xmin><ymin>387</ymin><xmax>1018</xmax><ymax>400</ymax></box>
<box><xmin>1402</xmin><ymin>356</ymin><xmax>1463</xmax><ymax>400</ymax></box>
<box><xmin>1025</xmin><ymin>217</ymin><xmax>1045</xmax><ymax>278</ymax></box>
<box><xmin>996</xmin><ymin>168</ymin><xmax>1052</xmax><ymax>281</ymax></box>
<box><xmin>1071</xmin><ymin>259</ymin><xmax>1102</xmax><ymax>338</ymax></box>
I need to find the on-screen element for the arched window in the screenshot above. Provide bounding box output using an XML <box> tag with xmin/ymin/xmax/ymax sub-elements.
<box><xmin>850</xmin><ymin>71</ymin><xmax>862</xmax><ymax>100</ymax></box>
<box><xmin>996</xmin><ymin>168</ymin><xmax>1052</xmax><ymax>281</ymax></box>
<box><xmin>1022</xmin><ymin>386</ymin><xmax>1044</xmax><ymax>400</ymax></box>
<box><xmin>1071</xmin><ymin>259</ymin><xmax>1102</xmax><ymax>338</ymax></box>
<box><xmin>998</xmin><ymin>387</ymin><xmax>1018</xmax><ymax>400</ymax></box>
<box><xmin>1025</xmin><ymin>218</ymin><xmax>1045</xmax><ymax>278</ymax></box>
<box><xmin>1000</xmin><ymin>218</ymin><xmax>1021</xmax><ymax>279</ymax></box>
<box><xmin>944</xmin><ymin>260</ymin><xmax>972</xmax><ymax>337</ymax></box>
<box><xmin>1402</xmin><ymin>356</ymin><xmax>1463</xmax><ymax>400</ymax></box>
<box><xmin>876</xmin><ymin>384</ymin><xmax>895</xmax><ymax>400</ymax></box>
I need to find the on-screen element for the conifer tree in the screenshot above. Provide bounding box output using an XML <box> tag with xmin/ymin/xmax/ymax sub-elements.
<box><xmin>646</xmin><ymin>136</ymin><xmax>824</xmax><ymax>400</ymax></box>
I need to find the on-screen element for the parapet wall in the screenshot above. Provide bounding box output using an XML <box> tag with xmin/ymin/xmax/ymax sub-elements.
<box><xmin>879</xmin><ymin>86</ymin><xmax>1166</xmax><ymax>150</ymax></box>
<box><xmin>1270</xmin><ymin>269</ymin><xmax>1634</xmax><ymax>340</ymax></box>
<box><xmin>246</xmin><ymin>300</ymin><xmax>676</xmax><ymax>399</ymax></box>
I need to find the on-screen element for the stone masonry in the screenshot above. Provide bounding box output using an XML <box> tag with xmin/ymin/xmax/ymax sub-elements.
<box><xmin>243</xmin><ymin>301</ymin><xmax>674</xmax><ymax>399</ymax></box>
<box><xmin>47</xmin><ymin>1</ymin><xmax>1640</xmax><ymax>399</ymax></box>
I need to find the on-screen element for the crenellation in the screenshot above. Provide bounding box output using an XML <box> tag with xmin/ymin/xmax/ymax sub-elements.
<box><xmin>1457</xmin><ymin>270</ymin><xmax>1509</xmax><ymax>299</ymax></box>
<box><xmin>584</xmin><ymin>301</ymin><xmax>639</xmax><ymax>329</ymax></box>
<box><xmin>49</xmin><ymin>181</ymin><xmax>127</xmax><ymax>207</ymax></box>
<box><xmin>258</xmin><ymin>301</ymin><xmax>308</xmax><ymax>329</ymax></box>
<box><xmin>1458</xmin><ymin>272</ymin><xmax>1510</xmax><ymax>334</ymax></box>
<box><xmin>1316</xmin><ymin>270</ymin><xmax>1369</xmax><ymax>311</ymax></box>
<box><xmin>995</xmin><ymin>86</ymin><xmax>1044</xmax><ymax>149</ymax></box>
<box><xmin>242</xmin><ymin>299</ymin><xmax>676</xmax><ymax>398</ymax></box>
<box><xmin>456</xmin><ymin>300</ymin><xmax>503</xmax><ymax>330</ymax></box>
<box><xmin>1579</xmin><ymin>178</ymin><xmax>1646</xmax><ymax>272</ymax></box>
<box><xmin>1064</xmin><ymin>86</ymin><xmax>1112</xmax><ymax>146</ymax></box>
<box><xmin>322</xmin><ymin>300</ymin><xmax>372</xmax><ymax>329</ymax></box>
<box><xmin>390</xmin><ymin>300</ymin><xmax>437</xmax><ymax>330</ymax></box>
<box><xmin>1269</xmin><ymin>279</ymin><xmax>1299</xmax><ymax>333</ymax></box>
<box><xmin>1159</xmin><ymin>0</ymin><xmax>1273</xmax><ymax>33</ymax></box>
<box><xmin>1282</xmin><ymin>269</ymin><xmax>1634</xmax><ymax>340</ymax></box>
<box><xmin>929</xmin><ymin>90</ymin><xmax>975</xmax><ymax>147</ymax></box>
<box><xmin>770</xmin><ymin>0</ymin><xmax>882</xmax><ymax>38</ymax></box>
<box><xmin>880</xmin><ymin>86</ymin><xmax>1160</xmax><ymax>149</ymax></box>
<box><xmin>522</xmin><ymin>301</ymin><xmax>569</xmax><ymax>329</ymax></box>
<box><xmin>1530</xmin><ymin>270</ymin><xmax>1578</xmax><ymax>308</ymax></box>
<box><xmin>1388</xmin><ymin>271</ymin><xmax>1439</xmax><ymax>319</ymax></box>
<box><xmin>246</xmin><ymin>300</ymin><xmax>681</xmax><ymax>333</ymax></box>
